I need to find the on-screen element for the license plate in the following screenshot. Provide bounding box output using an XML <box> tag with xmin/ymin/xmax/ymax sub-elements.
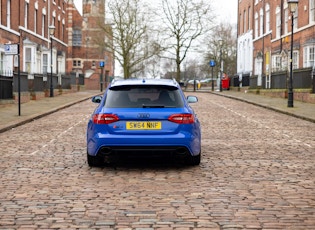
<box><xmin>126</xmin><ymin>121</ymin><xmax>161</xmax><ymax>130</ymax></box>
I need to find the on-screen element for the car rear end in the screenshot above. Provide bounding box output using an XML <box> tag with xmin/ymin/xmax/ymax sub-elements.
<box><xmin>87</xmin><ymin>79</ymin><xmax>201</xmax><ymax>166</ymax></box>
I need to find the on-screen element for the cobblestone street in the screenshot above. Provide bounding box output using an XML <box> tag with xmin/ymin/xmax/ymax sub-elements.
<box><xmin>0</xmin><ymin>92</ymin><xmax>314</xmax><ymax>229</ymax></box>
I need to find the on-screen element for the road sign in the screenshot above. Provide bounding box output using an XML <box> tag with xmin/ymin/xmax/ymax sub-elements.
<box><xmin>209</xmin><ymin>60</ymin><xmax>216</xmax><ymax>67</ymax></box>
<box><xmin>99</xmin><ymin>61</ymin><xmax>105</xmax><ymax>68</ymax></box>
<box><xmin>5</xmin><ymin>44</ymin><xmax>19</xmax><ymax>55</ymax></box>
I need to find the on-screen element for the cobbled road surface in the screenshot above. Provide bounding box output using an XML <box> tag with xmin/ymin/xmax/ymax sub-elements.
<box><xmin>0</xmin><ymin>92</ymin><xmax>314</xmax><ymax>230</ymax></box>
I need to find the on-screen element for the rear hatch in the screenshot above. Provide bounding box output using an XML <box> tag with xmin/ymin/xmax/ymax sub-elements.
<box><xmin>99</xmin><ymin>107</ymin><xmax>192</xmax><ymax>135</ymax></box>
<box><xmin>92</xmin><ymin>83</ymin><xmax>195</xmax><ymax>135</ymax></box>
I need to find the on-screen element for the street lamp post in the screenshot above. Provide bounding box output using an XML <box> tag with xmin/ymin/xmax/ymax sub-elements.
<box><xmin>49</xmin><ymin>25</ymin><xmax>55</xmax><ymax>97</ymax></box>
<box><xmin>211</xmin><ymin>63</ymin><xmax>214</xmax><ymax>91</ymax></box>
<box><xmin>287</xmin><ymin>0</ymin><xmax>298</xmax><ymax>108</ymax></box>
<box><xmin>219</xmin><ymin>40</ymin><xmax>223</xmax><ymax>92</ymax></box>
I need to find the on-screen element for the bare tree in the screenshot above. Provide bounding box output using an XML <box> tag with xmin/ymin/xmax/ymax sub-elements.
<box><xmin>143</xmin><ymin>55</ymin><xmax>163</xmax><ymax>79</ymax></box>
<box><xmin>204</xmin><ymin>23</ymin><xmax>237</xmax><ymax>78</ymax></box>
<box><xmin>158</xmin><ymin>0</ymin><xmax>213</xmax><ymax>82</ymax></box>
<box><xmin>101</xmin><ymin>0</ymin><xmax>161</xmax><ymax>78</ymax></box>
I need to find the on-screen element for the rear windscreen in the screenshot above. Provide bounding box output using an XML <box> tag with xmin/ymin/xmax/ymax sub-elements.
<box><xmin>104</xmin><ymin>85</ymin><xmax>184</xmax><ymax>108</ymax></box>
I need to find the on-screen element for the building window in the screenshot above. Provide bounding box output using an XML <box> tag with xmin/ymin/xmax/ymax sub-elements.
<box><xmin>292</xmin><ymin>51</ymin><xmax>299</xmax><ymax>69</ymax></box>
<box><xmin>24</xmin><ymin>2</ymin><xmax>29</xmax><ymax>29</ymax></box>
<box><xmin>255</xmin><ymin>12</ymin><xmax>258</xmax><ymax>38</ymax></box>
<box><xmin>272</xmin><ymin>55</ymin><xmax>282</xmax><ymax>72</ymax></box>
<box><xmin>248</xmin><ymin>6</ymin><xmax>251</xmax><ymax>30</ymax></box>
<box><xmin>281</xmin><ymin>53</ymin><xmax>288</xmax><ymax>70</ymax></box>
<box><xmin>34</xmin><ymin>9</ymin><xmax>37</xmax><ymax>33</ymax></box>
<box><xmin>52</xmin><ymin>17</ymin><xmax>55</xmax><ymax>33</ymax></box>
<box><xmin>239</xmin><ymin>13</ymin><xmax>242</xmax><ymax>33</ymax></box>
<box><xmin>243</xmin><ymin>10</ymin><xmax>246</xmax><ymax>32</ymax></box>
<box><xmin>42</xmin><ymin>15</ymin><xmax>46</xmax><ymax>36</ymax></box>
<box><xmin>73</xmin><ymin>60</ymin><xmax>81</xmax><ymax>67</ymax></box>
<box><xmin>303</xmin><ymin>46</ymin><xmax>315</xmax><ymax>68</ymax></box>
<box><xmin>254</xmin><ymin>57</ymin><xmax>263</xmax><ymax>76</ymax></box>
<box><xmin>0</xmin><ymin>52</ymin><xmax>13</xmax><ymax>76</ymax></box>
<box><xmin>276</xmin><ymin>7</ymin><xmax>281</xmax><ymax>38</ymax></box>
<box><xmin>259</xmin><ymin>8</ymin><xmax>263</xmax><ymax>36</ymax></box>
<box><xmin>7</xmin><ymin>0</ymin><xmax>11</xmax><ymax>28</ymax></box>
<box><xmin>311</xmin><ymin>0</ymin><xmax>315</xmax><ymax>23</ymax></box>
<box><xmin>25</xmin><ymin>47</ymin><xmax>32</xmax><ymax>73</ymax></box>
<box><xmin>265</xmin><ymin>4</ymin><xmax>270</xmax><ymax>32</ymax></box>
<box><xmin>284</xmin><ymin>8</ymin><xmax>288</xmax><ymax>34</ymax></box>
<box><xmin>58</xmin><ymin>20</ymin><xmax>61</xmax><ymax>39</ymax></box>
<box><xmin>293</xmin><ymin>8</ymin><xmax>298</xmax><ymax>31</ymax></box>
<box><xmin>62</xmin><ymin>23</ymin><xmax>64</xmax><ymax>40</ymax></box>
<box><xmin>73</xmin><ymin>30</ymin><xmax>82</xmax><ymax>46</ymax></box>
<box><xmin>0</xmin><ymin>53</ymin><xmax>4</xmax><ymax>74</ymax></box>
<box><xmin>43</xmin><ymin>54</ymin><xmax>48</xmax><ymax>74</ymax></box>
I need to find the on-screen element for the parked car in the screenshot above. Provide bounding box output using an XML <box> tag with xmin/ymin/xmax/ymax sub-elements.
<box><xmin>86</xmin><ymin>78</ymin><xmax>201</xmax><ymax>166</ymax></box>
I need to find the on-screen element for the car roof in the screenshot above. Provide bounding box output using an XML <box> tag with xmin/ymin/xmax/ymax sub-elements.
<box><xmin>110</xmin><ymin>78</ymin><xmax>179</xmax><ymax>88</ymax></box>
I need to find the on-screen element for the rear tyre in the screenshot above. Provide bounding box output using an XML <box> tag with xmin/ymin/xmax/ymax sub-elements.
<box><xmin>186</xmin><ymin>153</ymin><xmax>201</xmax><ymax>166</ymax></box>
<box><xmin>87</xmin><ymin>152</ymin><xmax>104</xmax><ymax>167</ymax></box>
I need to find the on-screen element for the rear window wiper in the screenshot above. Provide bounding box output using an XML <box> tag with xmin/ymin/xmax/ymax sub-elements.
<box><xmin>142</xmin><ymin>104</ymin><xmax>176</xmax><ymax>108</ymax></box>
<box><xmin>142</xmin><ymin>104</ymin><xmax>165</xmax><ymax>108</ymax></box>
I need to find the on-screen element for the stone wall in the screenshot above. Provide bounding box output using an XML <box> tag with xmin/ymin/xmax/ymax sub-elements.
<box><xmin>239</xmin><ymin>88</ymin><xmax>315</xmax><ymax>104</ymax></box>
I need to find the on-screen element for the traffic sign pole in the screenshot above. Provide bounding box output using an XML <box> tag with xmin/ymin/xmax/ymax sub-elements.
<box><xmin>18</xmin><ymin>48</ymin><xmax>21</xmax><ymax>116</ymax></box>
<box><xmin>209</xmin><ymin>60</ymin><xmax>216</xmax><ymax>91</ymax></box>
<box><xmin>99</xmin><ymin>61</ymin><xmax>105</xmax><ymax>92</ymax></box>
<box><xmin>6</xmin><ymin>44</ymin><xmax>21</xmax><ymax>115</ymax></box>
<box><xmin>5</xmin><ymin>44</ymin><xmax>21</xmax><ymax>115</ymax></box>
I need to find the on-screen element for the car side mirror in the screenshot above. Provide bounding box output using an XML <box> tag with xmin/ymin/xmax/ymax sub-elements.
<box><xmin>187</xmin><ymin>95</ymin><xmax>198</xmax><ymax>103</ymax></box>
<box><xmin>92</xmin><ymin>95</ymin><xmax>102</xmax><ymax>103</ymax></box>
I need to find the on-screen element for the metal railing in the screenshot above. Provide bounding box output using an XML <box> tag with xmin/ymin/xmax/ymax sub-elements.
<box><xmin>0</xmin><ymin>72</ymin><xmax>84</xmax><ymax>99</ymax></box>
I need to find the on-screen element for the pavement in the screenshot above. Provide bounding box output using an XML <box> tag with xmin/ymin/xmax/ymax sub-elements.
<box><xmin>0</xmin><ymin>89</ymin><xmax>314</xmax><ymax>133</ymax></box>
<box><xmin>211</xmin><ymin>89</ymin><xmax>315</xmax><ymax>123</ymax></box>
<box><xmin>0</xmin><ymin>90</ymin><xmax>101</xmax><ymax>133</ymax></box>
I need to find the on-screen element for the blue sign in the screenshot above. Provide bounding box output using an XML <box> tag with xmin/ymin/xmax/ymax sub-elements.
<box><xmin>4</xmin><ymin>44</ymin><xmax>19</xmax><ymax>55</ymax></box>
<box><xmin>99</xmin><ymin>61</ymin><xmax>105</xmax><ymax>67</ymax></box>
<box><xmin>209</xmin><ymin>60</ymin><xmax>216</xmax><ymax>67</ymax></box>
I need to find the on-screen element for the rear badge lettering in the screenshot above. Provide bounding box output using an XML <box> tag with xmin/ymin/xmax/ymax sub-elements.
<box><xmin>137</xmin><ymin>113</ymin><xmax>150</xmax><ymax>119</ymax></box>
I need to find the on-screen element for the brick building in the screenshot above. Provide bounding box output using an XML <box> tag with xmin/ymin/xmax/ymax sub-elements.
<box><xmin>0</xmin><ymin>0</ymin><xmax>114</xmax><ymax>101</ymax></box>
<box><xmin>0</xmin><ymin>0</ymin><xmax>67</xmax><ymax>83</ymax></box>
<box><xmin>237</xmin><ymin>0</ymin><xmax>315</xmax><ymax>90</ymax></box>
<box><xmin>67</xmin><ymin>0</ymin><xmax>114</xmax><ymax>90</ymax></box>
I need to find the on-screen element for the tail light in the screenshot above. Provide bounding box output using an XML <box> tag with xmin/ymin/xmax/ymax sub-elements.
<box><xmin>168</xmin><ymin>114</ymin><xmax>194</xmax><ymax>124</ymax></box>
<box><xmin>92</xmin><ymin>114</ymin><xmax>119</xmax><ymax>124</ymax></box>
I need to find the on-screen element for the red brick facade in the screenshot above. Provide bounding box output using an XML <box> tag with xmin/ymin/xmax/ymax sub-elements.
<box><xmin>67</xmin><ymin>0</ymin><xmax>114</xmax><ymax>90</ymax></box>
<box><xmin>1</xmin><ymin>0</ymin><xmax>114</xmax><ymax>92</ymax></box>
<box><xmin>238</xmin><ymin>0</ymin><xmax>315</xmax><ymax>79</ymax></box>
<box><xmin>0</xmin><ymin>0</ymin><xmax>67</xmax><ymax>76</ymax></box>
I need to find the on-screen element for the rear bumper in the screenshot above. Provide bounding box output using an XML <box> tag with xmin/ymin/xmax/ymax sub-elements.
<box><xmin>95</xmin><ymin>146</ymin><xmax>193</xmax><ymax>162</ymax></box>
<box><xmin>87</xmin><ymin>133</ymin><xmax>201</xmax><ymax>157</ymax></box>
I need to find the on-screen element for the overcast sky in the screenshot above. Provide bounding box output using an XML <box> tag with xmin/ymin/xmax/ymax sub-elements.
<box><xmin>73</xmin><ymin>0</ymin><xmax>238</xmax><ymax>25</ymax></box>
<box><xmin>213</xmin><ymin>0</ymin><xmax>238</xmax><ymax>25</ymax></box>
<box><xmin>73</xmin><ymin>0</ymin><xmax>238</xmax><ymax>76</ymax></box>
